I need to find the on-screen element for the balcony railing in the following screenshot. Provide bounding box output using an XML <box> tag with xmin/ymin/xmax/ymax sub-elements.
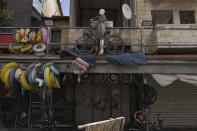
<box><xmin>0</xmin><ymin>25</ymin><xmax>197</xmax><ymax>55</ymax></box>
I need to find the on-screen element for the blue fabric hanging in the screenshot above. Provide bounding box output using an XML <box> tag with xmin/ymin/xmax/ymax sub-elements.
<box><xmin>106</xmin><ymin>51</ymin><xmax>147</xmax><ymax>65</ymax></box>
<box><xmin>59</xmin><ymin>48</ymin><xmax>96</xmax><ymax>66</ymax></box>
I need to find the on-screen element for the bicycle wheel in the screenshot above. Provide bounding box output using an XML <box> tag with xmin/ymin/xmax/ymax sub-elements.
<box><xmin>139</xmin><ymin>84</ymin><xmax>157</xmax><ymax>105</ymax></box>
<box><xmin>75</xmin><ymin>34</ymin><xmax>96</xmax><ymax>55</ymax></box>
<box><xmin>134</xmin><ymin>110</ymin><xmax>153</xmax><ymax>129</ymax></box>
<box><xmin>105</xmin><ymin>35</ymin><xmax>125</xmax><ymax>54</ymax></box>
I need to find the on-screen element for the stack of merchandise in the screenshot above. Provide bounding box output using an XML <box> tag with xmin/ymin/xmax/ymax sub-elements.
<box><xmin>9</xmin><ymin>28</ymin><xmax>47</xmax><ymax>56</ymax></box>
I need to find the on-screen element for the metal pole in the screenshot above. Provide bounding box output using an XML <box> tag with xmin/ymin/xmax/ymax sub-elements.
<box><xmin>145</xmin><ymin>107</ymin><xmax>149</xmax><ymax>131</ymax></box>
<box><xmin>140</xmin><ymin>26</ymin><xmax>145</xmax><ymax>53</ymax></box>
<box><xmin>46</xmin><ymin>27</ymin><xmax>51</xmax><ymax>54</ymax></box>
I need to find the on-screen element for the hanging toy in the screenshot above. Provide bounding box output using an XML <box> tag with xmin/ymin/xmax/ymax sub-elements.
<box><xmin>24</xmin><ymin>28</ymin><xmax>30</xmax><ymax>41</ymax></box>
<box><xmin>20</xmin><ymin>29</ymin><xmax>25</xmax><ymax>39</ymax></box>
<box><xmin>20</xmin><ymin>29</ymin><xmax>28</xmax><ymax>43</ymax></box>
<box><xmin>20</xmin><ymin>44</ymin><xmax>32</xmax><ymax>53</ymax></box>
<box><xmin>33</xmin><ymin>43</ymin><xmax>46</xmax><ymax>56</ymax></box>
<box><xmin>35</xmin><ymin>78</ymin><xmax>44</xmax><ymax>87</ymax></box>
<box><xmin>71</xmin><ymin>57</ymin><xmax>89</xmax><ymax>74</ymax></box>
<box><xmin>43</xmin><ymin>62</ymin><xmax>60</xmax><ymax>88</ymax></box>
<box><xmin>15</xmin><ymin>31</ymin><xmax>21</xmax><ymax>42</ymax></box>
<box><xmin>15</xmin><ymin>68</ymin><xmax>23</xmax><ymax>82</ymax></box>
<box><xmin>8</xmin><ymin>44</ymin><xmax>19</xmax><ymax>54</ymax></box>
<box><xmin>29</xmin><ymin>32</ymin><xmax>37</xmax><ymax>43</ymax></box>
<box><xmin>10</xmin><ymin>67</ymin><xmax>21</xmax><ymax>88</ymax></box>
<box><xmin>36</xmin><ymin>31</ymin><xmax>42</xmax><ymax>43</ymax></box>
<box><xmin>76</xmin><ymin>58</ymin><xmax>89</xmax><ymax>68</ymax></box>
<box><xmin>72</xmin><ymin>60</ymin><xmax>87</xmax><ymax>74</ymax></box>
<box><xmin>3</xmin><ymin>68</ymin><xmax>12</xmax><ymax>88</ymax></box>
<box><xmin>0</xmin><ymin>62</ymin><xmax>19</xmax><ymax>84</ymax></box>
<box><xmin>25</xmin><ymin>63</ymin><xmax>36</xmax><ymax>82</ymax></box>
<box><xmin>8</xmin><ymin>44</ymin><xmax>23</xmax><ymax>54</ymax></box>
<box><xmin>20</xmin><ymin>71</ymin><xmax>33</xmax><ymax>90</ymax></box>
<box><xmin>40</xmin><ymin>28</ymin><xmax>48</xmax><ymax>43</ymax></box>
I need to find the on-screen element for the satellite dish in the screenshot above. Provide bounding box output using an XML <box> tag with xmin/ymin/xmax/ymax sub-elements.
<box><xmin>122</xmin><ymin>4</ymin><xmax>132</xmax><ymax>20</ymax></box>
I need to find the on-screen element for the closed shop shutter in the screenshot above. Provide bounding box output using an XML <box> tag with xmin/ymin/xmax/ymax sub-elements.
<box><xmin>147</xmin><ymin>75</ymin><xmax>197</xmax><ymax>128</ymax></box>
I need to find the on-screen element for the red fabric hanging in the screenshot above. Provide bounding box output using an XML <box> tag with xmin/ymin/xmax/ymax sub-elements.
<box><xmin>0</xmin><ymin>34</ymin><xmax>15</xmax><ymax>46</ymax></box>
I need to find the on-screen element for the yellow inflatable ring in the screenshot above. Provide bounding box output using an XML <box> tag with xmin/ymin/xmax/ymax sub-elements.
<box><xmin>4</xmin><ymin>62</ymin><xmax>19</xmax><ymax>69</ymax></box>
<box><xmin>8</xmin><ymin>44</ymin><xmax>19</xmax><ymax>54</ymax></box>
<box><xmin>20</xmin><ymin>71</ymin><xmax>33</xmax><ymax>90</ymax></box>
<box><xmin>20</xmin><ymin>44</ymin><xmax>32</xmax><ymax>53</ymax></box>
<box><xmin>50</xmin><ymin>71</ymin><xmax>56</xmax><ymax>87</ymax></box>
<box><xmin>0</xmin><ymin>62</ymin><xmax>19</xmax><ymax>83</ymax></box>
<box><xmin>3</xmin><ymin>68</ymin><xmax>12</xmax><ymax>88</ymax></box>
<box><xmin>49</xmin><ymin>71</ymin><xmax>54</xmax><ymax>88</ymax></box>
<box><xmin>44</xmin><ymin>67</ymin><xmax>53</xmax><ymax>88</ymax></box>
<box><xmin>54</xmin><ymin>76</ymin><xmax>60</xmax><ymax>88</ymax></box>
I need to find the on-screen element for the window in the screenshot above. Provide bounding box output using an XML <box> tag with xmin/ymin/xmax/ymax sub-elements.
<box><xmin>80</xmin><ymin>9</ymin><xmax>122</xmax><ymax>27</ymax></box>
<box><xmin>51</xmin><ymin>30</ymin><xmax>61</xmax><ymax>50</ymax></box>
<box><xmin>151</xmin><ymin>10</ymin><xmax>173</xmax><ymax>26</ymax></box>
<box><xmin>179</xmin><ymin>11</ymin><xmax>195</xmax><ymax>24</ymax></box>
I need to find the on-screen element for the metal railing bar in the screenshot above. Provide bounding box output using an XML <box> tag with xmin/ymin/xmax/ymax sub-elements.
<box><xmin>2</xmin><ymin>26</ymin><xmax>197</xmax><ymax>30</ymax></box>
<box><xmin>143</xmin><ymin>27</ymin><xmax>197</xmax><ymax>30</ymax></box>
<box><xmin>2</xmin><ymin>42</ymin><xmax>197</xmax><ymax>47</ymax></box>
<box><xmin>0</xmin><ymin>27</ymin><xmax>47</xmax><ymax>29</ymax></box>
<box><xmin>0</xmin><ymin>33</ymin><xmax>13</xmax><ymax>35</ymax></box>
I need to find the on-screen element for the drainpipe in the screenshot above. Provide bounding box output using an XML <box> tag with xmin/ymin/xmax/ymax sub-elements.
<box><xmin>134</xmin><ymin>0</ymin><xmax>137</xmax><ymax>27</ymax></box>
<box><xmin>130</xmin><ymin>0</ymin><xmax>137</xmax><ymax>27</ymax></box>
<box><xmin>140</xmin><ymin>26</ymin><xmax>145</xmax><ymax>53</ymax></box>
<box><xmin>70</xmin><ymin>0</ymin><xmax>76</xmax><ymax>27</ymax></box>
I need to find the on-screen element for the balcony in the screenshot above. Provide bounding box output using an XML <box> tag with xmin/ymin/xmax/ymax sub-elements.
<box><xmin>0</xmin><ymin>26</ymin><xmax>197</xmax><ymax>74</ymax></box>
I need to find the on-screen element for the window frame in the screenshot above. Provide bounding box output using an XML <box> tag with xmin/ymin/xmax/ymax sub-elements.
<box><xmin>151</xmin><ymin>10</ymin><xmax>174</xmax><ymax>26</ymax></box>
<box><xmin>179</xmin><ymin>10</ymin><xmax>196</xmax><ymax>24</ymax></box>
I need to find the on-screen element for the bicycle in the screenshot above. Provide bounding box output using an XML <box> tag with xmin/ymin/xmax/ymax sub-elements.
<box><xmin>75</xmin><ymin>19</ymin><xmax>125</xmax><ymax>55</ymax></box>
<box><xmin>38</xmin><ymin>105</ymin><xmax>56</xmax><ymax>131</ymax></box>
<box><xmin>133</xmin><ymin>106</ymin><xmax>163</xmax><ymax>131</ymax></box>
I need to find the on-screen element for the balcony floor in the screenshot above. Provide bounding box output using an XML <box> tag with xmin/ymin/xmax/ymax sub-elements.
<box><xmin>0</xmin><ymin>54</ymin><xmax>197</xmax><ymax>74</ymax></box>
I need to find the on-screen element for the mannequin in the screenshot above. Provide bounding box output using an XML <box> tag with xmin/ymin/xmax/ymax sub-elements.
<box><xmin>92</xmin><ymin>9</ymin><xmax>107</xmax><ymax>55</ymax></box>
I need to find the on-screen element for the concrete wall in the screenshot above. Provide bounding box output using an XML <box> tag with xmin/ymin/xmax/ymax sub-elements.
<box><xmin>135</xmin><ymin>0</ymin><xmax>197</xmax><ymax>53</ymax></box>
<box><xmin>53</xmin><ymin>19</ymin><xmax>70</xmax><ymax>50</ymax></box>
<box><xmin>136</xmin><ymin>0</ymin><xmax>197</xmax><ymax>27</ymax></box>
<box><xmin>155</xmin><ymin>24</ymin><xmax>197</xmax><ymax>48</ymax></box>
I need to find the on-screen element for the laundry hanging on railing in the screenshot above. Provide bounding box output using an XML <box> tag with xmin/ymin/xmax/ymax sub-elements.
<box><xmin>106</xmin><ymin>51</ymin><xmax>147</xmax><ymax>65</ymax></box>
<box><xmin>59</xmin><ymin>48</ymin><xmax>96</xmax><ymax>66</ymax></box>
<box><xmin>152</xmin><ymin>74</ymin><xmax>197</xmax><ymax>87</ymax></box>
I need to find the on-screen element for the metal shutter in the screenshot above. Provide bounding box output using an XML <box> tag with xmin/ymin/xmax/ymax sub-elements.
<box><xmin>147</xmin><ymin>75</ymin><xmax>197</xmax><ymax>128</ymax></box>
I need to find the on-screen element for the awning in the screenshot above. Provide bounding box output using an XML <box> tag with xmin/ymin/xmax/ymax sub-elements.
<box><xmin>152</xmin><ymin>74</ymin><xmax>197</xmax><ymax>87</ymax></box>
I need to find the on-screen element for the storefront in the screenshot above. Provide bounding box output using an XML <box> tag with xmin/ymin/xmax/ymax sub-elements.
<box><xmin>148</xmin><ymin>75</ymin><xmax>197</xmax><ymax>129</ymax></box>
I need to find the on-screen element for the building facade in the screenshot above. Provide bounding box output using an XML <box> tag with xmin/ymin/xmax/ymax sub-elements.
<box><xmin>0</xmin><ymin>0</ymin><xmax>197</xmax><ymax>131</ymax></box>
